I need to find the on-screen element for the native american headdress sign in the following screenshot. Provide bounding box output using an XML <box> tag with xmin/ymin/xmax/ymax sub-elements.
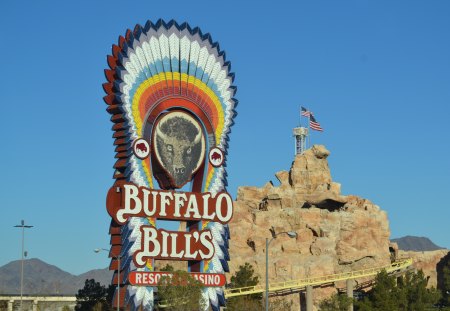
<box><xmin>103</xmin><ymin>20</ymin><xmax>237</xmax><ymax>310</ymax></box>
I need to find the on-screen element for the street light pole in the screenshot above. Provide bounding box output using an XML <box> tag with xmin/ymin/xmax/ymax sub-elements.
<box><xmin>95</xmin><ymin>248</ymin><xmax>120</xmax><ymax>311</ymax></box>
<box><xmin>265</xmin><ymin>237</ymin><xmax>269</xmax><ymax>311</ymax></box>
<box><xmin>265</xmin><ymin>231</ymin><xmax>297</xmax><ymax>311</ymax></box>
<box><xmin>14</xmin><ymin>220</ymin><xmax>33</xmax><ymax>311</ymax></box>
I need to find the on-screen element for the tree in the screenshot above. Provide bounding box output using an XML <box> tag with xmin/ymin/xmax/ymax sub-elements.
<box><xmin>355</xmin><ymin>269</ymin><xmax>440</xmax><ymax>311</ymax></box>
<box><xmin>400</xmin><ymin>270</ymin><xmax>440</xmax><ymax>311</ymax></box>
<box><xmin>372</xmin><ymin>270</ymin><xmax>405</xmax><ymax>311</ymax></box>
<box><xmin>105</xmin><ymin>284</ymin><xmax>116</xmax><ymax>309</ymax></box>
<box><xmin>229</xmin><ymin>262</ymin><xmax>259</xmax><ymax>288</ymax></box>
<box><xmin>156</xmin><ymin>270</ymin><xmax>205</xmax><ymax>311</ymax></box>
<box><xmin>442</xmin><ymin>259</ymin><xmax>450</xmax><ymax>307</ymax></box>
<box><xmin>319</xmin><ymin>293</ymin><xmax>353</xmax><ymax>311</ymax></box>
<box><xmin>227</xmin><ymin>262</ymin><xmax>262</xmax><ymax>311</ymax></box>
<box><xmin>269</xmin><ymin>298</ymin><xmax>294</xmax><ymax>311</ymax></box>
<box><xmin>225</xmin><ymin>297</ymin><xmax>262</xmax><ymax>311</ymax></box>
<box><xmin>75</xmin><ymin>279</ymin><xmax>110</xmax><ymax>311</ymax></box>
<box><xmin>159</xmin><ymin>264</ymin><xmax>174</xmax><ymax>272</ymax></box>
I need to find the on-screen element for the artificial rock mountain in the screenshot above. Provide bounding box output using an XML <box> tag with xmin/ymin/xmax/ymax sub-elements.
<box><xmin>228</xmin><ymin>145</ymin><xmax>392</xmax><ymax>308</ymax></box>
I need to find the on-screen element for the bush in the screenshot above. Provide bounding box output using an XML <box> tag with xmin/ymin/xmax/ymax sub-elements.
<box><xmin>355</xmin><ymin>269</ymin><xmax>441</xmax><ymax>311</ymax></box>
<box><xmin>319</xmin><ymin>293</ymin><xmax>353</xmax><ymax>311</ymax></box>
<box><xmin>76</xmin><ymin>279</ymin><xmax>110</xmax><ymax>311</ymax></box>
<box><xmin>156</xmin><ymin>270</ymin><xmax>205</xmax><ymax>311</ymax></box>
<box><xmin>227</xmin><ymin>262</ymin><xmax>262</xmax><ymax>310</ymax></box>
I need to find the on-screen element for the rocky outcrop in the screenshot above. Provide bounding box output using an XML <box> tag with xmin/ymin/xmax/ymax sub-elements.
<box><xmin>228</xmin><ymin>145</ymin><xmax>392</xmax><ymax>310</ymax></box>
<box><xmin>398</xmin><ymin>249</ymin><xmax>450</xmax><ymax>288</ymax></box>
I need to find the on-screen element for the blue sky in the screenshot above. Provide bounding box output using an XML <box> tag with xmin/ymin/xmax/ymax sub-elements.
<box><xmin>1</xmin><ymin>0</ymin><xmax>449</xmax><ymax>275</ymax></box>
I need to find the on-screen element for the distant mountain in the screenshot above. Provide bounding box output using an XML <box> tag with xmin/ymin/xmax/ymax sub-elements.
<box><xmin>0</xmin><ymin>258</ymin><xmax>113</xmax><ymax>295</ymax></box>
<box><xmin>391</xmin><ymin>236</ymin><xmax>445</xmax><ymax>251</ymax></box>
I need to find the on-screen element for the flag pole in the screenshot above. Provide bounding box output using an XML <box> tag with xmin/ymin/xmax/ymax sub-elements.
<box><xmin>299</xmin><ymin>106</ymin><xmax>302</xmax><ymax>127</ymax></box>
<box><xmin>297</xmin><ymin>107</ymin><xmax>301</xmax><ymax>155</ymax></box>
<box><xmin>307</xmin><ymin>114</ymin><xmax>311</xmax><ymax>149</ymax></box>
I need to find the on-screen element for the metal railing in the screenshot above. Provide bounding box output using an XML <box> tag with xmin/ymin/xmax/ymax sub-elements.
<box><xmin>224</xmin><ymin>258</ymin><xmax>413</xmax><ymax>298</ymax></box>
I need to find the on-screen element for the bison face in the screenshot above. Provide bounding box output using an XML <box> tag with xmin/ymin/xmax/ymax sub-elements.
<box><xmin>153</xmin><ymin>111</ymin><xmax>205</xmax><ymax>188</ymax></box>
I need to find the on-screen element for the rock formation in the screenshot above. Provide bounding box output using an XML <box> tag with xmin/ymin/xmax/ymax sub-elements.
<box><xmin>228</xmin><ymin>145</ymin><xmax>392</xmax><ymax>309</ymax></box>
<box><xmin>398</xmin><ymin>249</ymin><xmax>450</xmax><ymax>288</ymax></box>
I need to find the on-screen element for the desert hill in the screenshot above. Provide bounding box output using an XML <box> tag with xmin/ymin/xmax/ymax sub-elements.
<box><xmin>391</xmin><ymin>236</ymin><xmax>444</xmax><ymax>251</ymax></box>
<box><xmin>0</xmin><ymin>258</ymin><xmax>112</xmax><ymax>295</ymax></box>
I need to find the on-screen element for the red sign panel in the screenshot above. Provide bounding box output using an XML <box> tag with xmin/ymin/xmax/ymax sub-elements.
<box><xmin>133</xmin><ymin>227</ymin><xmax>215</xmax><ymax>267</ymax></box>
<box><xmin>106</xmin><ymin>183</ymin><xmax>234</xmax><ymax>225</ymax></box>
<box><xmin>129</xmin><ymin>271</ymin><xmax>226</xmax><ymax>287</ymax></box>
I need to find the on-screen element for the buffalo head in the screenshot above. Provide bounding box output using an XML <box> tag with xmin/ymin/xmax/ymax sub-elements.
<box><xmin>153</xmin><ymin>111</ymin><xmax>205</xmax><ymax>188</ymax></box>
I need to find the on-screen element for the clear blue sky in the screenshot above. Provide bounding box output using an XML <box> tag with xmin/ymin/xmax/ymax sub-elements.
<box><xmin>1</xmin><ymin>0</ymin><xmax>449</xmax><ymax>275</ymax></box>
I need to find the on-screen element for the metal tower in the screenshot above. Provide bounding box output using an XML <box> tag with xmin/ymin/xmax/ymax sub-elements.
<box><xmin>293</xmin><ymin>127</ymin><xmax>308</xmax><ymax>155</ymax></box>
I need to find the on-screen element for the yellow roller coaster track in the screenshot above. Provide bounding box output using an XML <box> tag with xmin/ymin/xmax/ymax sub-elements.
<box><xmin>224</xmin><ymin>258</ymin><xmax>413</xmax><ymax>298</ymax></box>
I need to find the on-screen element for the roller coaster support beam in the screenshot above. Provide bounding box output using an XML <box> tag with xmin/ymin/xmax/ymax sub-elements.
<box><xmin>306</xmin><ymin>285</ymin><xmax>313</xmax><ymax>311</ymax></box>
<box><xmin>346</xmin><ymin>279</ymin><xmax>354</xmax><ymax>311</ymax></box>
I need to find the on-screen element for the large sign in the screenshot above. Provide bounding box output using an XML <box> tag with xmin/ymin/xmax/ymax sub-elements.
<box><xmin>103</xmin><ymin>20</ymin><xmax>237</xmax><ymax>310</ymax></box>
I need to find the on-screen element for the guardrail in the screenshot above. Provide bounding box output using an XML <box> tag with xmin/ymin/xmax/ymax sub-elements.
<box><xmin>224</xmin><ymin>258</ymin><xmax>413</xmax><ymax>298</ymax></box>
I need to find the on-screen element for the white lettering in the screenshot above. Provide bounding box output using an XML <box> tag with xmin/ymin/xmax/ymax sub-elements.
<box><xmin>184</xmin><ymin>232</ymin><xmax>199</xmax><ymax>259</ymax></box>
<box><xmin>170</xmin><ymin>232</ymin><xmax>185</xmax><ymax>258</ymax></box>
<box><xmin>215</xmin><ymin>193</ymin><xmax>233</xmax><ymax>223</ymax></box>
<box><xmin>160</xmin><ymin>230</ymin><xmax>169</xmax><ymax>257</ymax></box>
<box><xmin>142</xmin><ymin>273</ymin><xmax>148</xmax><ymax>284</ymax></box>
<box><xmin>149</xmin><ymin>273</ymin><xmax>154</xmax><ymax>284</ymax></box>
<box><xmin>135</xmin><ymin>227</ymin><xmax>160</xmax><ymax>266</ymax></box>
<box><xmin>201</xmin><ymin>193</ymin><xmax>215</xmax><ymax>220</ymax></box>
<box><xmin>111</xmin><ymin>184</ymin><xmax>235</xmax><ymax>224</ymax></box>
<box><xmin>199</xmin><ymin>231</ymin><xmax>214</xmax><ymax>259</ymax></box>
<box><xmin>151</xmin><ymin>191</ymin><xmax>159</xmax><ymax>215</ymax></box>
<box><xmin>117</xmin><ymin>184</ymin><xmax>142</xmax><ymax>223</ymax></box>
<box><xmin>135</xmin><ymin>273</ymin><xmax>142</xmax><ymax>284</ymax></box>
<box><xmin>159</xmin><ymin>192</ymin><xmax>173</xmax><ymax>217</ymax></box>
<box><xmin>173</xmin><ymin>193</ymin><xmax>187</xmax><ymax>217</ymax></box>
<box><xmin>142</xmin><ymin>188</ymin><xmax>156</xmax><ymax>216</ymax></box>
<box><xmin>184</xmin><ymin>195</ymin><xmax>201</xmax><ymax>218</ymax></box>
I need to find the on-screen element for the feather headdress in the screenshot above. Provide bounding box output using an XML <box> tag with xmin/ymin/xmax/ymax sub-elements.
<box><xmin>104</xmin><ymin>19</ymin><xmax>237</xmax><ymax>310</ymax></box>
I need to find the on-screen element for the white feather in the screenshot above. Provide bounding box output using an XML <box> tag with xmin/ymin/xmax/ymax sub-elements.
<box><xmin>179</xmin><ymin>36</ymin><xmax>191</xmax><ymax>74</ymax></box>
<box><xmin>202</xmin><ymin>54</ymin><xmax>216</xmax><ymax>84</ymax></box>
<box><xmin>149</xmin><ymin>37</ymin><xmax>163</xmax><ymax>74</ymax></box>
<box><xmin>196</xmin><ymin>46</ymin><xmax>209</xmax><ymax>79</ymax></box>
<box><xmin>168</xmin><ymin>33</ymin><xmax>180</xmax><ymax>72</ymax></box>
<box><xmin>188</xmin><ymin>41</ymin><xmax>201</xmax><ymax>77</ymax></box>
<box><xmin>158</xmin><ymin>34</ymin><xmax>170</xmax><ymax>72</ymax></box>
<box><xmin>134</xmin><ymin>46</ymin><xmax>151</xmax><ymax>79</ymax></box>
<box><xmin>142</xmin><ymin>41</ymin><xmax>157</xmax><ymax>77</ymax></box>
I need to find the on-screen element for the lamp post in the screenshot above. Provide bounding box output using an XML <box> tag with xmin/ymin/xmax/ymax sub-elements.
<box><xmin>95</xmin><ymin>248</ymin><xmax>120</xmax><ymax>311</ymax></box>
<box><xmin>14</xmin><ymin>220</ymin><xmax>33</xmax><ymax>311</ymax></box>
<box><xmin>265</xmin><ymin>231</ymin><xmax>297</xmax><ymax>311</ymax></box>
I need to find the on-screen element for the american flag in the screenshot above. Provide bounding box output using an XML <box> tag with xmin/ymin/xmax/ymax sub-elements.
<box><xmin>301</xmin><ymin>106</ymin><xmax>311</xmax><ymax>117</ymax></box>
<box><xmin>309</xmin><ymin>115</ymin><xmax>323</xmax><ymax>132</ymax></box>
